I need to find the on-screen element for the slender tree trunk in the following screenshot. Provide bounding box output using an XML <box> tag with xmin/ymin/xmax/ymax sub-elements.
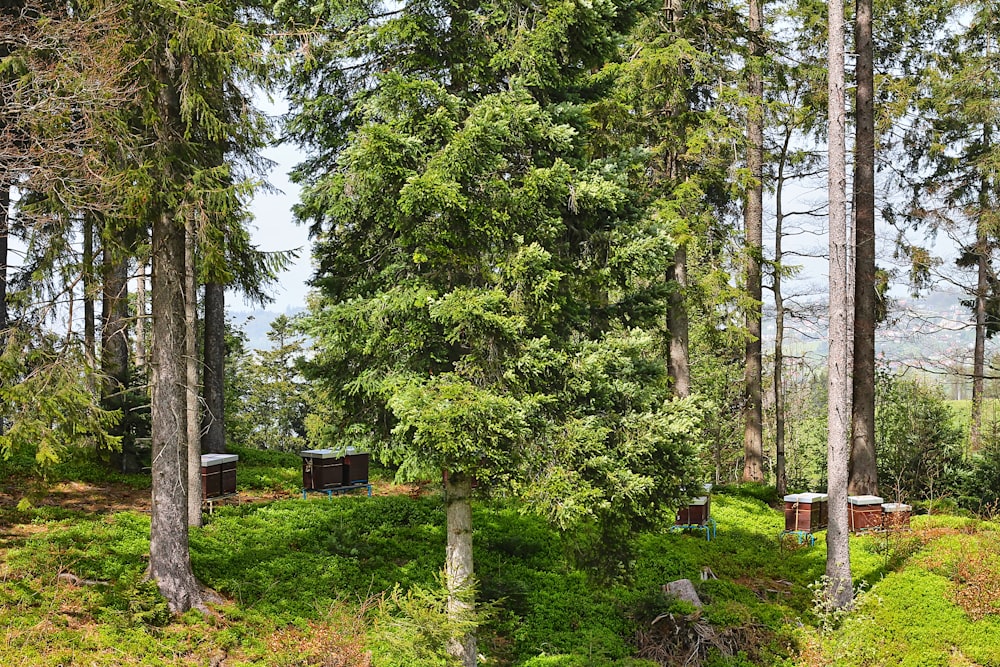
<box><xmin>83</xmin><ymin>214</ymin><xmax>96</xmax><ymax>366</ymax></box>
<box><xmin>826</xmin><ymin>0</ymin><xmax>853</xmax><ymax>609</ymax></box>
<box><xmin>742</xmin><ymin>0</ymin><xmax>765</xmax><ymax>483</ymax></box>
<box><xmin>103</xmin><ymin>238</ymin><xmax>137</xmax><ymax>473</ymax></box>
<box><xmin>135</xmin><ymin>264</ymin><xmax>147</xmax><ymax>375</ymax></box>
<box><xmin>0</xmin><ymin>184</ymin><xmax>7</xmax><ymax>437</ymax></box>
<box><xmin>667</xmin><ymin>246</ymin><xmax>691</xmax><ymax>398</ymax></box>
<box><xmin>444</xmin><ymin>471</ymin><xmax>477</xmax><ymax>667</ymax></box>
<box><xmin>149</xmin><ymin>48</ymin><xmax>202</xmax><ymax>613</ymax></box>
<box><xmin>971</xmin><ymin>206</ymin><xmax>988</xmax><ymax>452</ymax></box>
<box><xmin>773</xmin><ymin>130</ymin><xmax>791</xmax><ymax>498</ymax></box>
<box><xmin>848</xmin><ymin>0</ymin><xmax>877</xmax><ymax>496</ymax></box>
<box><xmin>971</xmin><ymin>128</ymin><xmax>992</xmax><ymax>453</ymax></box>
<box><xmin>185</xmin><ymin>217</ymin><xmax>202</xmax><ymax>528</ymax></box>
<box><xmin>202</xmin><ymin>281</ymin><xmax>226</xmax><ymax>454</ymax></box>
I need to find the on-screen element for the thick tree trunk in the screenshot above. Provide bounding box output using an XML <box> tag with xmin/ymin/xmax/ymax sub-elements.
<box><xmin>202</xmin><ymin>281</ymin><xmax>226</xmax><ymax>454</ymax></box>
<box><xmin>150</xmin><ymin>205</ymin><xmax>202</xmax><ymax>612</ymax></box>
<box><xmin>667</xmin><ymin>246</ymin><xmax>691</xmax><ymax>398</ymax></box>
<box><xmin>444</xmin><ymin>471</ymin><xmax>477</xmax><ymax>667</ymax></box>
<box><xmin>848</xmin><ymin>0</ymin><xmax>878</xmax><ymax>496</ymax></box>
<box><xmin>149</xmin><ymin>45</ymin><xmax>202</xmax><ymax>613</ymax></box>
<box><xmin>826</xmin><ymin>0</ymin><xmax>853</xmax><ymax>610</ymax></box>
<box><xmin>102</xmin><ymin>240</ymin><xmax>138</xmax><ymax>473</ymax></box>
<box><xmin>185</xmin><ymin>217</ymin><xmax>202</xmax><ymax>528</ymax></box>
<box><xmin>742</xmin><ymin>0</ymin><xmax>765</xmax><ymax>483</ymax></box>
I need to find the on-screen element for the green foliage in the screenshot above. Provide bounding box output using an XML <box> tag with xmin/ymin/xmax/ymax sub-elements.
<box><xmin>227</xmin><ymin>315</ymin><xmax>312</xmax><ymax>453</ymax></box>
<box><xmin>369</xmin><ymin>581</ymin><xmax>480</xmax><ymax>667</ymax></box>
<box><xmin>0</xmin><ymin>329</ymin><xmax>120</xmax><ymax>465</ymax></box>
<box><xmin>875</xmin><ymin>370</ymin><xmax>964</xmax><ymax>502</ymax></box>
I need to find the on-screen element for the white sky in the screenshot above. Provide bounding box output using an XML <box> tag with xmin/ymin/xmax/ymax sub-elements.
<box><xmin>240</xmin><ymin>99</ymin><xmax>311</xmax><ymax>313</ymax></box>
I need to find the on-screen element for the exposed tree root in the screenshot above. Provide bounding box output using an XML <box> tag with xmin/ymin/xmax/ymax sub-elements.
<box><xmin>636</xmin><ymin>612</ymin><xmax>771</xmax><ymax>667</ymax></box>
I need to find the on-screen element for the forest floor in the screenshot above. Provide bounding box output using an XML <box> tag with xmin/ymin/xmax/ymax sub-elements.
<box><xmin>1</xmin><ymin>448</ymin><xmax>999</xmax><ymax>666</ymax></box>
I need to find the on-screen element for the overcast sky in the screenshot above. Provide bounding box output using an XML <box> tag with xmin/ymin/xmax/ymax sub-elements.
<box><xmin>242</xmin><ymin>128</ymin><xmax>311</xmax><ymax>313</ymax></box>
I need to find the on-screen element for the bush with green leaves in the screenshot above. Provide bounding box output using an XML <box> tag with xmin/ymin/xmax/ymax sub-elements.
<box><xmin>875</xmin><ymin>369</ymin><xmax>965</xmax><ymax>503</ymax></box>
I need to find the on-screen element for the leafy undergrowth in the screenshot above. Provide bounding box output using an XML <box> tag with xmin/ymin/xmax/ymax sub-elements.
<box><xmin>798</xmin><ymin>516</ymin><xmax>1000</xmax><ymax>667</ymax></box>
<box><xmin>3</xmin><ymin>462</ymin><xmax>1000</xmax><ymax>666</ymax></box>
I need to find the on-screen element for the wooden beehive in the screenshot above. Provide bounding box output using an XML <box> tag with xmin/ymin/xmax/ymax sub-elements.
<box><xmin>300</xmin><ymin>449</ymin><xmax>344</xmax><ymax>490</ymax></box>
<box><xmin>676</xmin><ymin>496</ymin><xmax>710</xmax><ymax>526</ymax></box>
<box><xmin>881</xmin><ymin>502</ymin><xmax>912</xmax><ymax>530</ymax></box>
<box><xmin>342</xmin><ymin>449</ymin><xmax>370</xmax><ymax>485</ymax></box>
<box><xmin>848</xmin><ymin>495</ymin><xmax>884</xmax><ymax>532</ymax></box>
<box><xmin>783</xmin><ymin>493</ymin><xmax>825</xmax><ymax>532</ymax></box>
<box><xmin>201</xmin><ymin>453</ymin><xmax>238</xmax><ymax>499</ymax></box>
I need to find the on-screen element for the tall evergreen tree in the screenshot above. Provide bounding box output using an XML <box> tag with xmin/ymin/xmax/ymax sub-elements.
<box><xmin>281</xmin><ymin>0</ymin><xmax>709</xmax><ymax>660</ymax></box>
<box><xmin>825</xmin><ymin>0</ymin><xmax>853</xmax><ymax>610</ymax></box>
<box><xmin>897</xmin><ymin>0</ymin><xmax>999</xmax><ymax>452</ymax></box>
<box><xmin>742</xmin><ymin>0</ymin><xmax>766</xmax><ymax>483</ymax></box>
<box><xmin>848</xmin><ymin>0</ymin><xmax>878</xmax><ymax>496</ymax></box>
<box><xmin>128</xmin><ymin>0</ymin><xmax>270</xmax><ymax>610</ymax></box>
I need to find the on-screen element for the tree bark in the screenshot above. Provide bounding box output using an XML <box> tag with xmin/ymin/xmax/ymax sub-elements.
<box><xmin>970</xmin><ymin>129</ymin><xmax>992</xmax><ymax>453</ymax></box>
<box><xmin>102</xmin><ymin>238</ymin><xmax>138</xmax><ymax>473</ymax></box>
<box><xmin>83</xmin><ymin>214</ymin><xmax>96</xmax><ymax>366</ymax></box>
<box><xmin>773</xmin><ymin>130</ymin><xmax>791</xmax><ymax>498</ymax></box>
<box><xmin>742</xmin><ymin>0</ymin><xmax>765</xmax><ymax>483</ymax></box>
<box><xmin>150</xmin><ymin>202</ymin><xmax>202</xmax><ymax>612</ymax></box>
<box><xmin>0</xmin><ymin>184</ymin><xmax>8</xmax><ymax>335</ymax></box>
<box><xmin>135</xmin><ymin>264</ymin><xmax>147</xmax><ymax>375</ymax></box>
<box><xmin>971</xmin><ymin>187</ymin><xmax>988</xmax><ymax>452</ymax></box>
<box><xmin>848</xmin><ymin>0</ymin><xmax>878</xmax><ymax>496</ymax></box>
<box><xmin>825</xmin><ymin>0</ymin><xmax>853</xmax><ymax>610</ymax></box>
<box><xmin>0</xmin><ymin>184</ymin><xmax>7</xmax><ymax>437</ymax></box>
<box><xmin>201</xmin><ymin>281</ymin><xmax>226</xmax><ymax>454</ymax></box>
<box><xmin>185</xmin><ymin>216</ymin><xmax>202</xmax><ymax>528</ymax></box>
<box><xmin>444</xmin><ymin>471</ymin><xmax>477</xmax><ymax>667</ymax></box>
<box><xmin>149</xmin><ymin>46</ymin><xmax>202</xmax><ymax>613</ymax></box>
<box><xmin>667</xmin><ymin>246</ymin><xmax>691</xmax><ymax>398</ymax></box>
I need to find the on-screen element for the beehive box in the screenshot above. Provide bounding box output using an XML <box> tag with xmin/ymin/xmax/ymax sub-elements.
<box><xmin>783</xmin><ymin>493</ymin><xmax>826</xmax><ymax>532</ymax></box>
<box><xmin>342</xmin><ymin>448</ymin><xmax>370</xmax><ymax>485</ymax></box>
<box><xmin>882</xmin><ymin>502</ymin><xmax>912</xmax><ymax>530</ymax></box>
<box><xmin>201</xmin><ymin>453</ymin><xmax>238</xmax><ymax>498</ymax></box>
<box><xmin>676</xmin><ymin>496</ymin><xmax>710</xmax><ymax>526</ymax></box>
<box><xmin>848</xmin><ymin>495</ymin><xmax>884</xmax><ymax>532</ymax></box>
<box><xmin>300</xmin><ymin>449</ymin><xmax>344</xmax><ymax>490</ymax></box>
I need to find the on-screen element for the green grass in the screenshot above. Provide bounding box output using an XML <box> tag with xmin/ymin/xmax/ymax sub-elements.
<box><xmin>3</xmin><ymin>456</ymin><xmax>1000</xmax><ymax>666</ymax></box>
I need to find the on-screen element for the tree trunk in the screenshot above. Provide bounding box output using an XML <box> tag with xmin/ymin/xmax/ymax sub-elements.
<box><xmin>202</xmin><ymin>281</ymin><xmax>226</xmax><ymax>454</ymax></box>
<box><xmin>444</xmin><ymin>471</ymin><xmax>477</xmax><ymax>667</ymax></box>
<box><xmin>83</xmin><ymin>214</ymin><xmax>96</xmax><ymax>366</ymax></box>
<box><xmin>826</xmin><ymin>0</ymin><xmax>853</xmax><ymax>610</ymax></box>
<box><xmin>667</xmin><ymin>246</ymin><xmax>691</xmax><ymax>398</ymax></box>
<box><xmin>971</xmin><ymin>142</ymin><xmax>992</xmax><ymax>453</ymax></box>
<box><xmin>185</xmin><ymin>216</ymin><xmax>202</xmax><ymax>528</ymax></box>
<box><xmin>971</xmin><ymin>207</ymin><xmax>988</xmax><ymax>452</ymax></box>
<box><xmin>149</xmin><ymin>46</ymin><xmax>202</xmax><ymax>613</ymax></box>
<box><xmin>848</xmin><ymin>0</ymin><xmax>878</xmax><ymax>496</ymax></box>
<box><xmin>0</xmin><ymin>184</ymin><xmax>8</xmax><ymax>333</ymax></box>
<box><xmin>102</xmin><ymin>239</ymin><xmax>138</xmax><ymax>473</ymax></box>
<box><xmin>150</xmin><ymin>203</ymin><xmax>202</xmax><ymax>612</ymax></box>
<box><xmin>773</xmin><ymin>130</ymin><xmax>791</xmax><ymax>498</ymax></box>
<box><xmin>0</xmin><ymin>184</ymin><xmax>7</xmax><ymax>437</ymax></box>
<box><xmin>742</xmin><ymin>0</ymin><xmax>765</xmax><ymax>483</ymax></box>
<box><xmin>135</xmin><ymin>264</ymin><xmax>148</xmax><ymax>375</ymax></box>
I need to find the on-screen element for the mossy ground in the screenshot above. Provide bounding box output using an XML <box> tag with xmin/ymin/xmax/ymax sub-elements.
<box><xmin>1</xmin><ymin>451</ymin><xmax>999</xmax><ymax>665</ymax></box>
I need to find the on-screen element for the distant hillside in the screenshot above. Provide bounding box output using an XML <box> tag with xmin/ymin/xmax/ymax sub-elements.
<box><xmin>228</xmin><ymin>307</ymin><xmax>306</xmax><ymax>350</ymax></box>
